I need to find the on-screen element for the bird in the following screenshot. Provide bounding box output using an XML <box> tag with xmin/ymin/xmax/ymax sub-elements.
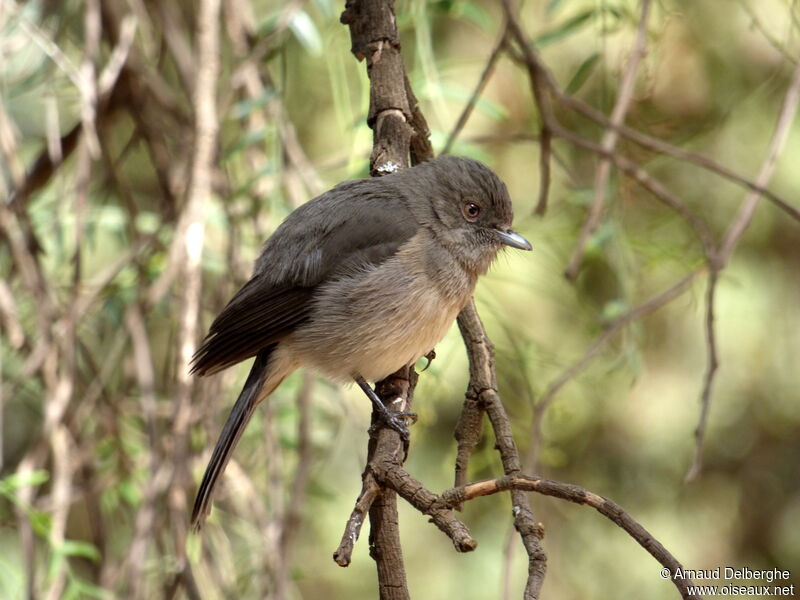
<box><xmin>189</xmin><ymin>155</ymin><xmax>531</xmax><ymax>528</ymax></box>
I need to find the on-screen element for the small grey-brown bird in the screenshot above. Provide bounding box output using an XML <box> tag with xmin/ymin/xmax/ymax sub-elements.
<box><xmin>190</xmin><ymin>155</ymin><xmax>531</xmax><ymax>528</ymax></box>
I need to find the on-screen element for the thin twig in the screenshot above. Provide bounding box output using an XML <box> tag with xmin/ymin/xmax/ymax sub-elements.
<box><xmin>685</xmin><ymin>271</ymin><xmax>718</xmax><ymax>482</ymax></box>
<box><xmin>501</xmin><ymin>0</ymin><xmax>555</xmax><ymax>217</ymax></box>
<box><xmin>687</xmin><ymin>61</ymin><xmax>800</xmax><ymax>480</ymax></box>
<box><xmin>501</xmin><ymin>12</ymin><xmax>800</xmax><ymax>223</ymax></box>
<box><xmin>716</xmin><ymin>63</ymin><xmax>800</xmax><ymax>264</ymax></box>
<box><xmin>457</xmin><ymin>300</ymin><xmax>547</xmax><ymax>599</ymax></box>
<box><xmin>334</xmin><ymin>473</ymin><xmax>381</xmax><ymax>566</ymax></box>
<box><xmin>553</xmin><ymin>126</ymin><xmax>715</xmax><ymax>254</ymax></box>
<box><xmin>440</xmin><ymin>475</ymin><xmax>703</xmax><ymax>600</ymax></box>
<box><xmin>170</xmin><ymin>0</ymin><xmax>221</xmax><ymax>590</ymax></box>
<box><xmin>564</xmin><ymin>0</ymin><xmax>652</xmax><ymax>279</ymax></box>
<box><xmin>441</xmin><ymin>24</ymin><xmax>508</xmax><ymax>155</ymax></box>
<box><xmin>526</xmin><ymin>269</ymin><xmax>704</xmax><ymax>472</ymax></box>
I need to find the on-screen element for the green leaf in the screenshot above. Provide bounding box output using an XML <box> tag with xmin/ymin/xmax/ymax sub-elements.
<box><xmin>311</xmin><ymin>0</ymin><xmax>336</xmax><ymax>19</ymax></box>
<box><xmin>186</xmin><ymin>532</ymin><xmax>202</xmax><ymax>564</ymax></box>
<box><xmin>134</xmin><ymin>211</ymin><xmax>159</xmax><ymax>235</ymax></box>
<box><xmin>224</xmin><ymin>126</ymin><xmax>270</xmax><ymax>158</ymax></box>
<box><xmin>565</xmin><ymin>188</ymin><xmax>594</xmax><ymax>207</ymax></box>
<box><xmin>230</xmin><ymin>90</ymin><xmax>277</xmax><ymax>120</ymax></box>
<box><xmin>29</xmin><ymin>510</ymin><xmax>52</xmax><ymax>537</ymax></box>
<box><xmin>0</xmin><ymin>470</ymin><xmax>49</xmax><ymax>497</ymax></box>
<box><xmin>534</xmin><ymin>10</ymin><xmax>595</xmax><ymax>47</ymax></box>
<box><xmin>455</xmin><ymin>1</ymin><xmax>492</xmax><ymax>30</ymax></box>
<box><xmin>601</xmin><ymin>298</ymin><xmax>629</xmax><ymax>322</ymax></box>
<box><xmin>59</xmin><ymin>540</ymin><xmax>101</xmax><ymax>562</ymax></box>
<box><xmin>118</xmin><ymin>478</ymin><xmax>142</xmax><ymax>506</ymax></box>
<box><xmin>435</xmin><ymin>82</ymin><xmax>508</xmax><ymax>121</ymax></box>
<box><xmin>586</xmin><ymin>220</ymin><xmax>617</xmax><ymax>252</ymax></box>
<box><xmin>565</xmin><ymin>53</ymin><xmax>601</xmax><ymax>94</ymax></box>
<box><xmin>64</xmin><ymin>578</ymin><xmax>113</xmax><ymax>600</ymax></box>
<box><xmin>289</xmin><ymin>11</ymin><xmax>323</xmax><ymax>56</ymax></box>
<box><xmin>257</xmin><ymin>12</ymin><xmax>281</xmax><ymax>37</ymax></box>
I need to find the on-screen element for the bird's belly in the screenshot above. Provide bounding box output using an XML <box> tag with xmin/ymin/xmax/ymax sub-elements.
<box><xmin>345</xmin><ymin>295</ymin><xmax>458</xmax><ymax>382</ymax></box>
<box><xmin>285</xmin><ymin>270</ymin><xmax>467</xmax><ymax>383</ymax></box>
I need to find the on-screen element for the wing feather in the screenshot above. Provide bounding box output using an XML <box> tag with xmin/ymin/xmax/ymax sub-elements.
<box><xmin>191</xmin><ymin>280</ymin><xmax>312</xmax><ymax>376</ymax></box>
<box><xmin>192</xmin><ymin>180</ymin><xmax>418</xmax><ymax>377</ymax></box>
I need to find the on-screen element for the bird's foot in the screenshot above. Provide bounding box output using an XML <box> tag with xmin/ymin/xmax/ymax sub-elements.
<box><xmin>368</xmin><ymin>407</ymin><xmax>412</xmax><ymax>440</ymax></box>
<box><xmin>355</xmin><ymin>375</ymin><xmax>416</xmax><ymax>441</ymax></box>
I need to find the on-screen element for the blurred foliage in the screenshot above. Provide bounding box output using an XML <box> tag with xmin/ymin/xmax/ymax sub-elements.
<box><xmin>1</xmin><ymin>0</ymin><xmax>799</xmax><ymax>598</ymax></box>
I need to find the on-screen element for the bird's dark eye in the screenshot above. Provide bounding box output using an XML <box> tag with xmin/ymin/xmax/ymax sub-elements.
<box><xmin>462</xmin><ymin>201</ymin><xmax>481</xmax><ymax>222</ymax></box>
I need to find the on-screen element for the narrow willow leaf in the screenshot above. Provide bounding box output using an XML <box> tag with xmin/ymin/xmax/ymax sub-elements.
<box><xmin>565</xmin><ymin>53</ymin><xmax>601</xmax><ymax>94</ymax></box>
<box><xmin>0</xmin><ymin>470</ymin><xmax>49</xmax><ymax>496</ymax></box>
<box><xmin>289</xmin><ymin>11</ymin><xmax>323</xmax><ymax>56</ymax></box>
<box><xmin>231</xmin><ymin>90</ymin><xmax>277</xmax><ymax>120</ymax></box>
<box><xmin>59</xmin><ymin>540</ymin><xmax>101</xmax><ymax>562</ymax></box>
<box><xmin>534</xmin><ymin>10</ymin><xmax>596</xmax><ymax>47</ymax></box>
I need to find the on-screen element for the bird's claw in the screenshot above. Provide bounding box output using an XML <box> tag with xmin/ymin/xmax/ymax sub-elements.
<box><xmin>369</xmin><ymin>410</ymin><xmax>411</xmax><ymax>440</ymax></box>
<box><xmin>421</xmin><ymin>349</ymin><xmax>436</xmax><ymax>372</ymax></box>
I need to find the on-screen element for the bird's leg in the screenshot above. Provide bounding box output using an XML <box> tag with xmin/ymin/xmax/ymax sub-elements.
<box><xmin>354</xmin><ymin>375</ymin><xmax>413</xmax><ymax>440</ymax></box>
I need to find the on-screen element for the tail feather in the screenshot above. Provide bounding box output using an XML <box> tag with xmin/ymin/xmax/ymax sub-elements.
<box><xmin>191</xmin><ymin>347</ymin><xmax>279</xmax><ymax>530</ymax></box>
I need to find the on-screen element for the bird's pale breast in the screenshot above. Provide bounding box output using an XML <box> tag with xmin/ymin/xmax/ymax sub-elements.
<box><xmin>284</xmin><ymin>231</ymin><xmax>473</xmax><ymax>382</ymax></box>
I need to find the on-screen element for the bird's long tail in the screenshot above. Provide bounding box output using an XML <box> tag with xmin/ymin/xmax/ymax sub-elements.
<box><xmin>191</xmin><ymin>346</ymin><xmax>287</xmax><ymax>530</ymax></box>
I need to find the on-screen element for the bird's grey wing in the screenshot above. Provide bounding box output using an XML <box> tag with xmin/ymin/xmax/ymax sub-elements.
<box><xmin>191</xmin><ymin>183</ymin><xmax>417</xmax><ymax>376</ymax></box>
<box><xmin>255</xmin><ymin>179</ymin><xmax>418</xmax><ymax>285</ymax></box>
<box><xmin>190</xmin><ymin>280</ymin><xmax>312</xmax><ymax>376</ymax></box>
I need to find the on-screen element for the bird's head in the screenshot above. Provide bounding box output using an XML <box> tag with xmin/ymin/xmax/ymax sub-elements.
<box><xmin>401</xmin><ymin>155</ymin><xmax>531</xmax><ymax>275</ymax></box>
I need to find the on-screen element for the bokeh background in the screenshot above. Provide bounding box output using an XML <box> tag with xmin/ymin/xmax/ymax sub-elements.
<box><xmin>1</xmin><ymin>0</ymin><xmax>799</xmax><ymax>598</ymax></box>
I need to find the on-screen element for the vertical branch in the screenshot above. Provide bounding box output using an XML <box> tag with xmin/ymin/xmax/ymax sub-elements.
<box><xmin>368</xmin><ymin>486</ymin><xmax>408</xmax><ymax>600</ymax></box>
<box><xmin>366</xmin><ymin>371</ymin><xmax>417</xmax><ymax>600</ymax></box>
<box><xmin>341</xmin><ymin>0</ymin><xmax>415</xmax><ymax>173</ymax></box>
<box><xmin>170</xmin><ymin>0</ymin><xmax>221</xmax><ymax>565</ymax></box>
<box><xmin>44</xmin><ymin>428</ymin><xmax>74</xmax><ymax>600</ymax></box>
<box><xmin>340</xmin><ymin>2</ymin><xmax>433</xmax><ymax>596</ymax></box>
<box><xmin>687</xmin><ymin>61</ymin><xmax>800</xmax><ymax>479</ymax></box>
<box><xmin>501</xmin><ymin>0</ymin><xmax>555</xmax><ymax>216</ymax></box>
<box><xmin>457</xmin><ymin>301</ymin><xmax>547</xmax><ymax>599</ymax></box>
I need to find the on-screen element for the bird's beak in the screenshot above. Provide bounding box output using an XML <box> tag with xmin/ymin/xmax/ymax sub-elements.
<box><xmin>494</xmin><ymin>228</ymin><xmax>532</xmax><ymax>251</ymax></box>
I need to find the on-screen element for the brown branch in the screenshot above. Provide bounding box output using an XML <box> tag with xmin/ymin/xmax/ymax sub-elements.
<box><xmin>686</xmin><ymin>61</ymin><xmax>800</xmax><ymax>480</ymax></box>
<box><xmin>552</xmin><ymin>126</ymin><xmax>715</xmax><ymax>255</ymax></box>
<box><xmin>457</xmin><ymin>301</ymin><xmax>547</xmax><ymax>599</ymax></box>
<box><xmin>371</xmin><ymin>457</ymin><xmax>477</xmax><ymax>553</ymax></box>
<box><xmin>503</xmin><ymin>3</ymin><xmax>799</xmax><ymax>484</ymax></box>
<box><xmin>366</xmin><ymin>372</ymin><xmax>414</xmax><ymax>600</ymax></box>
<box><xmin>334</xmin><ymin>473</ymin><xmax>381</xmax><ymax>566</ymax></box>
<box><xmin>557</xmin><ymin>84</ymin><xmax>800</xmax><ymax>223</ymax></box>
<box><xmin>501</xmin><ymin>0</ymin><xmax>554</xmax><ymax>217</ymax></box>
<box><xmin>685</xmin><ymin>271</ymin><xmax>719</xmax><ymax>482</ymax></box>
<box><xmin>534</xmin><ymin>127</ymin><xmax>553</xmax><ymax>216</ymax></box>
<box><xmin>342</xmin><ymin>0</ymin><xmax>414</xmax><ymax>174</ymax></box>
<box><xmin>716</xmin><ymin>62</ymin><xmax>800</xmax><ymax>265</ymax></box>
<box><xmin>453</xmin><ymin>394</ymin><xmax>483</xmax><ymax>498</ymax></box>
<box><xmin>339</xmin><ymin>2</ymin><xmax>436</xmax><ymax>597</ymax></box>
<box><xmin>404</xmin><ymin>74</ymin><xmax>435</xmax><ymax>166</ymax></box>
<box><xmin>501</xmin><ymin>9</ymin><xmax>800</xmax><ymax>224</ymax></box>
<box><xmin>439</xmin><ymin>475</ymin><xmax>702</xmax><ymax>600</ymax></box>
<box><xmin>168</xmin><ymin>0</ymin><xmax>221</xmax><ymax>593</ymax></box>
